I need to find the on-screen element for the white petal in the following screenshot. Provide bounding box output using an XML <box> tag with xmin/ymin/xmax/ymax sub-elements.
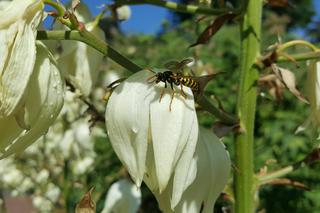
<box><xmin>57</xmin><ymin>4</ymin><xmax>105</xmax><ymax>96</ymax></box>
<box><xmin>0</xmin><ymin>42</ymin><xmax>64</xmax><ymax>158</ymax></box>
<box><xmin>106</xmin><ymin>71</ymin><xmax>155</xmax><ymax>186</ymax></box>
<box><xmin>101</xmin><ymin>179</ymin><xmax>141</xmax><ymax>213</ymax></box>
<box><xmin>171</xmin><ymin>113</ymin><xmax>199</xmax><ymax>208</ymax></box>
<box><xmin>0</xmin><ymin>1</ymin><xmax>11</xmax><ymax>10</ymax></box>
<box><xmin>176</xmin><ymin>127</ymin><xmax>231</xmax><ymax>213</ymax></box>
<box><xmin>0</xmin><ymin>0</ymin><xmax>43</xmax><ymax>117</ymax></box>
<box><xmin>149</xmin><ymin>81</ymin><xmax>197</xmax><ymax>191</ymax></box>
<box><xmin>307</xmin><ymin>61</ymin><xmax>320</xmax><ymax>125</ymax></box>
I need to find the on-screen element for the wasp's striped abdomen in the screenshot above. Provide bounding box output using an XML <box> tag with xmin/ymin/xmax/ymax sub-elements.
<box><xmin>177</xmin><ymin>77</ymin><xmax>199</xmax><ymax>91</ymax></box>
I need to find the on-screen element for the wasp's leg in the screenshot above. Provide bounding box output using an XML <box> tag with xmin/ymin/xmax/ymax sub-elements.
<box><xmin>170</xmin><ymin>81</ymin><xmax>174</xmax><ymax>90</ymax></box>
<box><xmin>169</xmin><ymin>88</ymin><xmax>175</xmax><ymax>111</ymax></box>
<box><xmin>159</xmin><ymin>86</ymin><xmax>166</xmax><ymax>103</ymax></box>
<box><xmin>179</xmin><ymin>84</ymin><xmax>187</xmax><ymax>99</ymax></box>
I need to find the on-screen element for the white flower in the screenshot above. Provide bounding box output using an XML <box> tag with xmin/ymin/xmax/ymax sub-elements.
<box><xmin>0</xmin><ymin>0</ymin><xmax>44</xmax><ymax>116</ymax></box>
<box><xmin>72</xmin><ymin>156</ymin><xmax>94</xmax><ymax>175</ymax></box>
<box><xmin>45</xmin><ymin>183</ymin><xmax>61</xmax><ymax>202</ymax></box>
<box><xmin>105</xmin><ymin>70</ymin><xmax>198</xmax><ymax>195</ymax></box>
<box><xmin>307</xmin><ymin>61</ymin><xmax>320</xmax><ymax>125</ymax></box>
<box><xmin>101</xmin><ymin>179</ymin><xmax>141</xmax><ymax>213</ymax></box>
<box><xmin>296</xmin><ymin>61</ymin><xmax>320</xmax><ymax>135</ymax></box>
<box><xmin>116</xmin><ymin>5</ymin><xmax>131</xmax><ymax>21</ymax></box>
<box><xmin>57</xmin><ymin>3</ymin><xmax>105</xmax><ymax>96</ymax></box>
<box><xmin>153</xmin><ymin>127</ymin><xmax>231</xmax><ymax>212</ymax></box>
<box><xmin>0</xmin><ymin>1</ymin><xmax>11</xmax><ymax>10</ymax></box>
<box><xmin>33</xmin><ymin>195</ymin><xmax>53</xmax><ymax>212</ymax></box>
<box><xmin>0</xmin><ymin>42</ymin><xmax>64</xmax><ymax>158</ymax></box>
<box><xmin>36</xmin><ymin>169</ymin><xmax>49</xmax><ymax>183</ymax></box>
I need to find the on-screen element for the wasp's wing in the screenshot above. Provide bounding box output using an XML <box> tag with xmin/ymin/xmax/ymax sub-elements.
<box><xmin>164</xmin><ymin>60</ymin><xmax>180</xmax><ymax>70</ymax></box>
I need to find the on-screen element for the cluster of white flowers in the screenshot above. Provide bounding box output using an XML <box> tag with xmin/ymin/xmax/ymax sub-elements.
<box><xmin>0</xmin><ymin>1</ymin><xmax>106</xmax><ymax>211</ymax></box>
<box><xmin>0</xmin><ymin>0</ymin><xmax>64</xmax><ymax>158</ymax></box>
<box><xmin>0</xmin><ymin>0</ymin><xmax>232</xmax><ymax>212</ymax></box>
<box><xmin>0</xmin><ymin>89</ymin><xmax>103</xmax><ymax>211</ymax></box>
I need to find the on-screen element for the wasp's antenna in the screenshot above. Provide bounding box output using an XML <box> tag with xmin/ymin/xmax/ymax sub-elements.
<box><xmin>145</xmin><ymin>67</ymin><xmax>156</xmax><ymax>73</ymax></box>
<box><xmin>145</xmin><ymin>67</ymin><xmax>158</xmax><ymax>83</ymax></box>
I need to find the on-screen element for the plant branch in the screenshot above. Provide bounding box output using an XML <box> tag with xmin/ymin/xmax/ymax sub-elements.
<box><xmin>277</xmin><ymin>40</ymin><xmax>319</xmax><ymax>52</ymax></box>
<box><xmin>277</xmin><ymin>51</ymin><xmax>320</xmax><ymax>63</ymax></box>
<box><xmin>37</xmin><ymin>30</ymin><xmax>238</xmax><ymax>123</ymax></box>
<box><xmin>37</xmin><ymin>30</ymin><xmax>142</xmax><ymax>72</ymax></box>
<box><xmin>259</xmin><ymin>146</ymin><xmax>320</xmax><ymax>184</ymax></box>
<box><xmin>114</xmin><ymin>0</ymin><xmax>239</xmax><ymax>15</ymax></box>
<box><xmin>196</xmin><ymin>96</ymin><xmax>238</xmax><ymax>125</ymax></box>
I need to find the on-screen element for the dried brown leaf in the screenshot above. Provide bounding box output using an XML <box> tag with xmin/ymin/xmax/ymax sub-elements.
<box><xmin>194</xmin><ymin>72</ymin><xmax>225</xmax><ymax>96</ymax></box>
<box><xmin>271</xmin><ymin>64</ymin><xmax>308</xmax><ymax>103</ymax></box>
<box><xmin>258</xmin><ymin>74</ymin><xmax>285</xmax><ymax>101</ymax></box>
<box><xmin>212</xmin><ymin>122</ymin><xmax>240</xmax><ymax>138</ymax></box>
<box><xmin>267</xmin><ymin>0</ymin><xmax>293</xmax><ymax>8</ymax></box>
<box><xmin>75</xmin><ymin>187</ymin><xmax>96</xmax><ymax>213</ymax></box>
<box><xmin>190</xmin><ymin>13</ymin><xmax>237</xmax><ymax>47</ymax></box>
<box><xmin>302</xmin><ymin>146</ymin><xmax>320</xmax><ymax>165</ymax></box>
<box><xmin>264</xmin><ymin>178</ymin><xmax>310</xmax><ymax>191</ymax></box>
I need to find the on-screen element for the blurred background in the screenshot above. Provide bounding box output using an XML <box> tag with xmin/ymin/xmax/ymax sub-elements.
<box><xmin>1</xmin><ymin>0</ymin><xmax>320</xmax><ymax>212</ymax></box>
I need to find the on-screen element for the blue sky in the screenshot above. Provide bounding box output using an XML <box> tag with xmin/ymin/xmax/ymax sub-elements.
<box><xmin>48</xmin><ymin>0</ymin><xmax>320</xmax><ymax>35</ymax></box>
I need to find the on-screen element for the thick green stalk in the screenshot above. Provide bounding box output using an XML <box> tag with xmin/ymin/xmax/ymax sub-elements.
<box><xmin>234</xmin><ymin>0</ymin><xmax>262</xmax><ymax>212</ymax></box>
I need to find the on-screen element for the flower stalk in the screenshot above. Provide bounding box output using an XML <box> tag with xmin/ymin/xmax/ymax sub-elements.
<box><xmin>234</xmin><ymin>0</ymin><xmax>262</xmax><ymax>212</ymax></box>
<box><xmin>36</xmin><ymin>30</ymin><xmax>238</xmax><ymax>124</ymax></box>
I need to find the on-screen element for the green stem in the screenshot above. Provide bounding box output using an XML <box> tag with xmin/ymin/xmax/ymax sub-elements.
<box><xmin>196</xmin><ymin>96</ymin><xmax>238</xmax><ymax>125</ymax></box>
<box><xmin>37</xmin><ymin>30</ymin><xmax>142</xmax><ymax>72</ymax></box>
<box><xmin>37</xmin><ymin>30</ymin><xmax>236</xmax><ymax>122</ymax></box>
<box><xmin>42</xmin><ymin>0</ymin><xmax>65</xmax><ymax>16</ymax></box>
<box><xmin>234</xmin><ymin>0</ymin><xmax>262</xmax><ymax>212</ymax></box>
<box><xmin>278</xmin><ymin>40</ymin><xmax>319</xmax><ymax>52</ymax></box>
<box><xmin>114</xmin><ymin>0</ymin><xmax>239</xmax><ymax>15</ymax></box>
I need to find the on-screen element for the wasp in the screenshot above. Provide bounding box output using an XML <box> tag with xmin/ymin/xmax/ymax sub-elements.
<box><xmin>147</xmin><ymin>58</ymin><xmax>200</xmax><ymax>111</ymax></box>
<box><xmin>147</xmin><ymin>58</ymin><xmax>220</xmax><ymax>110</ymax></box>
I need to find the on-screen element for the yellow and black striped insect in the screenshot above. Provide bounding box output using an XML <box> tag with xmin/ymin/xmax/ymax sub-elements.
<box><xmin>147</xmin><ymin>58</ymin><xmax>223</xmax><ymax>110</ymax></box>
<box><xmin>147</xmin><ymin>58</ymin><xmax>205</xmax><ymax>110</ymax></box>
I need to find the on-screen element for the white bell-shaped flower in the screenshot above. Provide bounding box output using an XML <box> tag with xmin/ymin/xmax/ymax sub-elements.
<box><xmin>57</xmin><ymin>3</ymin><xmax>105</xmax><ymax>96</ymax></box>
<box><xmin>105</xmin><ymin>70</ymin><xmax>199</xmax><ymax>195</ymax></box>
<box><xmin>307</xmin><ymin>61</ymin><xmax>320</xmax><ymax>125</ymax></box>
<box><xmin>153</xmin><ymin>127</ymin><xmax>231</xmax><ymax>212</ymax></box>
<box><xmin>0</xmin><ymin>0</ymin><xmax>44</xmax><ymax>117</ymax></box>
<box><xmin>101</xmin><ymin>179</ymin><xmax>141</xmax><ymax>213</ymax></box>
<box><xmin>296</xmin><ymin>61</ymin><xmax>320</xmax><ymax>135</ymax></box>
<box><xmin>0</xmin><ymin>42</ymin><xmax>64</xmax><ymax>158</ymax></box>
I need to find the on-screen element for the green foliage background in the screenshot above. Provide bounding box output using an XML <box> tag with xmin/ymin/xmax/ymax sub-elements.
<box><xmin>93</xmin><ymin>4</ymin><xmax>320</xmax><ymax>211</ymax></box>
<box><xmin>2</xmin><ymin>1</ymin><xmax>320</xmax><ymax>212</ymax></box>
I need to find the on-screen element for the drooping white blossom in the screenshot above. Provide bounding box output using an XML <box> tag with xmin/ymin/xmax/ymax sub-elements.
<box><xmin>153</xmin><ymin>127</ymin><xmax>231</xmax><ymax>213</ymax></box>
<box><xmin>57</xmin><ymin>3</ymin><xmax>105</xmax><ymax>96</ymax></box>
<box><xmin>0</xmin><ymin>0</ymin><xmax>44</xmax><ymax>117</ymax></box>
<box><xmin>105</xmin><ymin>70</ymin><xmax>199</xmax><ymax>203</ymax></box>
<box><xmin>0</xmin><ymin>42</ymin><xmax>64</xmax><ymax>158</ymax></box>
<box><xmin>101</xmin><ymin>179</ymin><xmax>141</xmax><ymax>213</ymax></box>
<box><xmin>296</xmin><ymin>60</ymin><xmax>320</xmax><ymax>136</ymax></box>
